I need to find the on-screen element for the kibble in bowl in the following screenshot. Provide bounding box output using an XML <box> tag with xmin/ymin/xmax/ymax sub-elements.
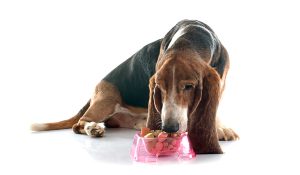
<box><xmin>140</xmin><ymin>127</ymin><xmax>183</xmax><ymax>155</ymax></box>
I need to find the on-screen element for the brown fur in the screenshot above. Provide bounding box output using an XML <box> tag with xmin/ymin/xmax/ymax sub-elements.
<box><xmin>146</xmin><ymin>75</ymin><xmax>163</xmax><ymax>130</ymax></box>
<box><xmin>32</xmin><ymin>80</ymin><xmax>148</xmax><ymax>134</ymax></box>
<box><xmin>31</xmin><ymin>46</ymin><xmax>237</xmax><ymax>153</ymax></box>
<box><xmin>31</xmin><ymin>22</ymin><xmax>238</xmax><ymax>154</ymax></box>
<box><xmin>146</xmin><ymin>48</ymin><xmax>224</xmax><ymax>153</ymax></box>
<box><xmin>187</xmin><ymin>66</ymin><xmax>223</xmax><ymax>153</ymax></box>
<box><xmin>71</xmin><ymin>80</ymin><xmax>148</xmax><ymax>134</ymax></box>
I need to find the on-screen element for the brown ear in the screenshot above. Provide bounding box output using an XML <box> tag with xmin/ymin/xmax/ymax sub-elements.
<box><xmin>153</xmin><ymin>84</ymin><xmax>162</xmax><ymax>114</ymax></box>
<box><xmin>146</xmin><ymin>75</ymin><xmax>162</xmax><ymax>130</ymax></box>
<box><xmin>189</xmin><ymin>80</ymin><xmax>203</xmax><ymax>116</ymax></box>
<box><xmin>188</xmin><ymin>67</ymin><xmax>223</xmax><ymax>154</ymax></box>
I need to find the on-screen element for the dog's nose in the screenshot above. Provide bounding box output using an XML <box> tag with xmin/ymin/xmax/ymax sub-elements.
<box><xmin>162</xmin><ymin>122</ymin><xmax>179</xmax><ymax>133</ymax></box>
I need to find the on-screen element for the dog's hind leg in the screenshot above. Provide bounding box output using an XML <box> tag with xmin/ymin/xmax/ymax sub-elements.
<box><xmin>72</xmin><ymin>80</ymin><xmax>122</xmax><ymax>137</ymax></box>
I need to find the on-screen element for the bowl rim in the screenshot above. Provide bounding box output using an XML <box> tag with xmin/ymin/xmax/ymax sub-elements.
<box><xmin>135</xmin><ymin>131</ymin><xmax>188</xmax><ymax>140</ymax></box>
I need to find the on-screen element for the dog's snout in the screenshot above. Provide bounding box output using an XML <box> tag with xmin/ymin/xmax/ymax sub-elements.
<box><xmin>162</xmin><ymin>122</ymin><xmax>179</xmax><ymax>133</ymax></box>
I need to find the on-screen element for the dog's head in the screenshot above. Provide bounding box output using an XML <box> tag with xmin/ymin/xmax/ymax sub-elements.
<box><xmin>152</xmin><ymin>50</ymin><xmax>216</xmax><ymax>133</ymax></box>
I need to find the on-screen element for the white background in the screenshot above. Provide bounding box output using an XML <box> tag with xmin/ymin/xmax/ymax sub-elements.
<box><xmin>1</xmin><ymin>0</ymin><xmax>300</xmax><ymax>174</ymax></box>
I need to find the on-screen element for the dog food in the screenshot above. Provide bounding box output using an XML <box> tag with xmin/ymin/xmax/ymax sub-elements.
<box><xmin>140</xmin><ymin>127</ymin><xmax>182</xmax><ymax>154</ymax></box>
<box><xmin>131</xmin><ymin>129</ymin><xmax>195</xmax><ymax>162</ymax></box>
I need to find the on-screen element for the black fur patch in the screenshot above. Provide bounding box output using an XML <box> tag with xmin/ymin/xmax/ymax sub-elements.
<box><xmin>103</xmin><ymin>39</ymin><xmax>162</xmax><ymax>107</ymax></box>
<box><xmin>103</xmin><ymin>20</ymin><xmax>228</xmax><ymax>107</ymax></box>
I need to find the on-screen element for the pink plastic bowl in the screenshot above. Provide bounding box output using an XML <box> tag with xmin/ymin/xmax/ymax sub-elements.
<box><xmin>130</xmin><ymin>132</ymin><xmax>195</xmax><ymax>162</ymax></box>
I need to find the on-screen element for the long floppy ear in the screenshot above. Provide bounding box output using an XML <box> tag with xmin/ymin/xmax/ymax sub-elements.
<box><xmin>153</xmin><ymin>84</ymin><xmax>162</xmax><ymax>114</ymax></box>
<box><xmin>188</xmin><ymin>67</ymin><xmax>223</xmax><ymax>154</ymax></box>
<box><xmin>189</xmin><ymin>79</ymin><xmax>203</xmax><ymax>116</ymax></box>
<box><xmin>146</xmin><ymin>75</ymin><xmax>162</xmax><ymax>130</ymax></box>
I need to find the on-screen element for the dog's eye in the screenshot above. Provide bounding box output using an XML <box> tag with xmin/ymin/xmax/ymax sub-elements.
<box><xmin>183</xmin><ymin>84</ymin><xmax>194</xmax><ymax>90</ymax></box>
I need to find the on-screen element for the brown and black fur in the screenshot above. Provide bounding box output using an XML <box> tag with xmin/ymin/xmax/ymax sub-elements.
<box><xmin>31</xmin><ymin>19</ymin><xmax>238</xmax><ymax>154</ymax></box>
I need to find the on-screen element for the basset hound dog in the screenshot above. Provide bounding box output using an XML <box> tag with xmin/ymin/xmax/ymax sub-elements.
<box><xmin>31</xmin><ymin>20</ymin><xmax>238</xmax><ymax>154</ymax></box>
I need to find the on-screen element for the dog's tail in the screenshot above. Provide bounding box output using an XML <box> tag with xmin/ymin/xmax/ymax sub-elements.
<box><xmin>31</xmin><ymin>100</ymin><xmax>90</xmax><ymax>131</ymax></box>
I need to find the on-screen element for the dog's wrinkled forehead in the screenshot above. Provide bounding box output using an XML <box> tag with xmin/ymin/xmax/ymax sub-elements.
<box><xmin>155</xmin><ymin>57</ymin><xmax>200</xmax><ymax>88</ymax></box>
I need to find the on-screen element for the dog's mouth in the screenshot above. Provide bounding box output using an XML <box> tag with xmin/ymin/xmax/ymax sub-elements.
<box><xmin>178</xmin><ymin>121</ymin><xmax>187</xmax><ymax>132</ymax></box>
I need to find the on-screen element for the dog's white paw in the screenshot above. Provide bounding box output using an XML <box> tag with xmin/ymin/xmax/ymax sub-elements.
<box><xmin>84</xmin><ymin>122</ymin><xmax>105</xmax><ymax>137</ymax></box>
<box><xmin>217</xmin><ymin>127</ymin><xmax>239</xmax><ymax>141</ymax></box>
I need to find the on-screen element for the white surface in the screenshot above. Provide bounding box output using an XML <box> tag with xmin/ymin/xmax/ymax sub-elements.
<box><xmin>1</xmin><ymin>128</ymin><xmax>299</xmax><ymax>174</ymax></box>
<box><xmin>1</xmin><ymin>0</ymin><xmax>300</xmax><ymax>174</ymax></box>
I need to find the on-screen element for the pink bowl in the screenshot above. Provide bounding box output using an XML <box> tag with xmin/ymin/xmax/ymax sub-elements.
<box><xmin>130</xmin><ymin>132</ymin><xmax>195</xmax><ymax>162</ymax></box>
